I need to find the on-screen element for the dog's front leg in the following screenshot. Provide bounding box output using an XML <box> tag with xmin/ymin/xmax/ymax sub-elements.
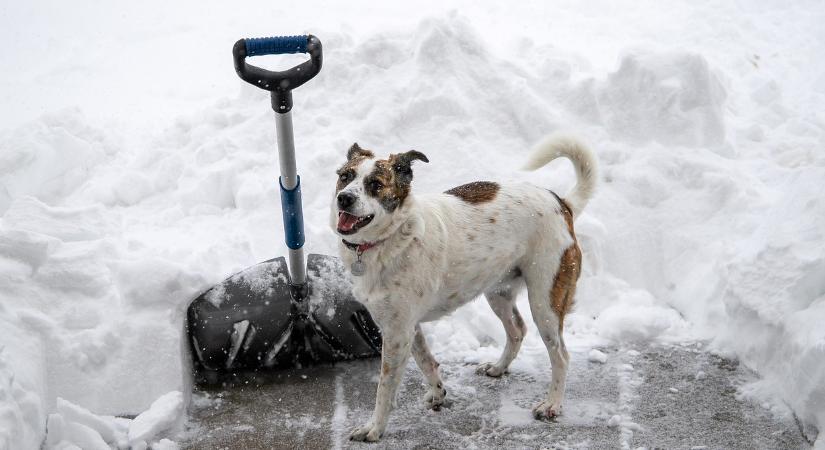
<box><xmin>412</xmin><ymin>324</ymin><xmax>446</xmax><ymax>410</ymax></box>
<box><xmin>350</xmin><ymin>328</ymin><xmax>413</xmax><ymax>442</ymax></box>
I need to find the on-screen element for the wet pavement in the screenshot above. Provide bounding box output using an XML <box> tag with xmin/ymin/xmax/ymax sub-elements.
<box><xmin>180</xmin><ymin>344</ymin><xmax>810</xmax><ymax>449</ymax></box>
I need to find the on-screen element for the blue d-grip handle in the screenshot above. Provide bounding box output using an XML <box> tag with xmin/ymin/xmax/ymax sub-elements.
<box><xmin>279</xmin><ymin>176</ymin><xmax>305</xmax><ymax>250</ymax></box>
<box><xmin>245</xmin><ymin>35</ymin><xmax>308</xmax><ymax>56</ymax></box>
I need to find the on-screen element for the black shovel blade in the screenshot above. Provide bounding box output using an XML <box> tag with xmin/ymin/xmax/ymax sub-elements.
<box><xmin>304</xmin><ymin>253</ymin><xmax>382</xmax><ymax>359</ymax></box>
<box><xmin>186</xmin><ymin>254</ymin><xmax>381</xmax><ymax>379</ymax></box>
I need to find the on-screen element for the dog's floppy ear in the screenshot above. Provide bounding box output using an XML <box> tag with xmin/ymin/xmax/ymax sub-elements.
<box><xmin>391</xmin><ymin>150</ymin><xmax>428</xmax><ymax>182</ymax></box>
<box><xmin>347</xmin><ymin>143</ymin><xmax>374</xmax><ymax>160</ymax></box>
<box><xmin>393</xmin><ymin>150</ymin><xmax>429</xmax><ymax>170</ymax></box>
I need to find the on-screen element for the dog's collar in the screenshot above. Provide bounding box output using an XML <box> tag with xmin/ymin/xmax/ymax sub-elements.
<box><xmin>342</xmin><ymin>239</ymin><xmax>384</xmax><ymax>254</ymax></box>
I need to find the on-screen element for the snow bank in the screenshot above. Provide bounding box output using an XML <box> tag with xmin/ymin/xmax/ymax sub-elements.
<box><xmin>1</xmin><ymin>1</ymin><xmax>824</xmax><ymax>447</ymax></box>
<box><xmin>716</xmin><ymin>166</ymin><xmax>825</xmax><ymax>443</ymax></box>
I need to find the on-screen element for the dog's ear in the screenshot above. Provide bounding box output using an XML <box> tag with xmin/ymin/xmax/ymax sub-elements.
<box><xmin>347</xmin><ymin>143</ymin><xmax>374</xmax><ymax>160</ymax></box>
<box><xmin>391</xmin><ymin>150</ymin><xmax>428</xmax><ymax>184</ymax></box>
<box><xmin>393</xmin><ymin>150</ymin><xmax>429</xmax><ymax>171</ymax></box>
<box><xmin>401</xmin><ymin>150</ymin><xmax>429</xmax><ymax>165</ymax></box>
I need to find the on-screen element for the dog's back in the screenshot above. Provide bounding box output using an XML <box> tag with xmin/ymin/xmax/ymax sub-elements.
<box><xmin>410</xmin><ymin>135</ymin><xmax>597</xmax><ymax>319</ymax></box>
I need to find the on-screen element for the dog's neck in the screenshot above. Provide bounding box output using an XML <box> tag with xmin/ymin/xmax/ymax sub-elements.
<box><xmin>342</xmin><ymin>238</ymin><xmax>383</xmax><ymax>254</ymax></box>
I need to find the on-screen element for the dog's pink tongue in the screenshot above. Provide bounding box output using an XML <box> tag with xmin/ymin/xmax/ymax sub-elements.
<box><xmin>337</xmin><ymin>212</ymin><xmax>360</xmax><ymax>231</ymax></box>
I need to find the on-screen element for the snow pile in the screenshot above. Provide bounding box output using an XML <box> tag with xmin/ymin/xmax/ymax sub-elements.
<box><xmin>718</xmin><ymin>169</ymin><xmax>825</xmax><ymax>443</ymax></box>
<box><xmin>597</xmin><ymin>52</ymin><xmax>727</xmax><ymax>147</ymax></box>
<box><xmin>0</xmin><ymin>193</ymin><xmax>196</xmax><ymax>449</ymax></box>
<box><xmin>0</xmin><ymin>112</ymin><xmax>115</xmax><ymax>214</ymax></box>
<box><xmin>1</xmin><ymin>1</ymin><xmax>824</xmax><ymax>448</ymax></box>
<box><xmin>45</xmin><ymin>392</ymin><xmax>182</xmax><ymax>450</ymax></box>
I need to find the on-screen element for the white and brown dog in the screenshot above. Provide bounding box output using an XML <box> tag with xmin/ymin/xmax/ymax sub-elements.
<box><xmin>330</xmin><ymin>135</ymin><xmax>598</xmax><ymax>442</ymax></box>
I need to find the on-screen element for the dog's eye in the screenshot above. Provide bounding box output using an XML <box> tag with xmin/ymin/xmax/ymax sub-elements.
<box><xmin>368</xmin><ymin>180</ymin><xmax>383</xmax><ymax>191</ymax></box>
<box><xmin>339</xmin><ymin>172</ymin><xmax>354</xmax><ymax>183</ymax></box>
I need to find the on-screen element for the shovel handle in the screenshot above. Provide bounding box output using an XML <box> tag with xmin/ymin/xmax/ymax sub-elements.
<box><xmin>232</xmin><ymin>34</ymin><xmax>323</xmax><ymax>113</ymax></box>
<box><xmin>245</xmin><ymin>35</ymin><xmax>309</xmax><ymax>56</ymax></box>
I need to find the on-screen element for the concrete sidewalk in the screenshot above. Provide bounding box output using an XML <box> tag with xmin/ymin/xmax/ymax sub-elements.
<box><xmin>181</xmin><ymin>345</ymin><xmax>809</xmax><ymax>449</ymax></box>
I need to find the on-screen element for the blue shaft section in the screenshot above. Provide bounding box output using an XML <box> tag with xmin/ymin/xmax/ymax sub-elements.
<box><xmin>279</xmin><ymin>176</ymin><xmax>305</xmax><ymax>250</ymax></box>
<box><xmin>245</xmin><ymin>36</ymin><xmax>308</xmax><ymax>56</ymax></box>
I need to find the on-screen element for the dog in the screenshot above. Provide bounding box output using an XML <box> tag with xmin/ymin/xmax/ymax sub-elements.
<box><xmin>330</xmin><ymin>135</ymin><xmax>598</xmax><ymax>442</ymax></box>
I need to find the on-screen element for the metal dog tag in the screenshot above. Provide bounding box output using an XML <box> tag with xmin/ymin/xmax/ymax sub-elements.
<box><xmin>351</xmin><ymin>253</ymin><xmax>366</xmax><ymax>276</ymax></box>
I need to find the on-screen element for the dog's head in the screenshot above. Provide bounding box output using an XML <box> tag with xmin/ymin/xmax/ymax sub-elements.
<box><xmin>331</xmin><ymin>143</ymin><xmax>428</xmax><ymax>241</ymax></box>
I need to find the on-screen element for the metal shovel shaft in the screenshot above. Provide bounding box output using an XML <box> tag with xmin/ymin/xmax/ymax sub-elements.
<box><xmin>275</xmin><ymin>110</ymin><xmax>306</xmax><ymax>287</ymax></box>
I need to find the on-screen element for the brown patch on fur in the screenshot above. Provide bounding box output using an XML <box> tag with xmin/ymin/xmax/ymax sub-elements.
<box><xmin>364</xmin><ymin>150</ymin><xmax>428</xmax><ymax>212</ymax></box>
<box><xmin>445</xmin><ymin>181</ymin><xmax>499</xmax><ymax>204</ymax></box>
<box><xmin>488</xmin><ymin>217</ymin><xmax>496</xmax><ymax>223</ymax></box>
<box><xmin>550</xmin><ymin>197</ymin><xmax>581</xmax><ymax>332</ymax></box>
<box><xmin>368</xmin><ymin>159</ymin><xmax>407</xmax><ymax>210</ymax></box>
<box><xmin>336</xmin><ymin>143</ymin><xmax>374</xmax><ymax>191</ymax></box>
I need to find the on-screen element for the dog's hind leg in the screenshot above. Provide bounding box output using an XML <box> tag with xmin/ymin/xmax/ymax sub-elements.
<box><xmin>524</xmin><ymin>252</ymin><xmax>576</xmax><ymax>420</ymax></box>
<box><xmin>477</xmin><ymin>288</ymin><xmax>527</xmax><ymax>377</ymax></box>
<box><xmin>411</xmin><ymin>324</ymin><xmax>447</xmax><ymax>410</ymax></box>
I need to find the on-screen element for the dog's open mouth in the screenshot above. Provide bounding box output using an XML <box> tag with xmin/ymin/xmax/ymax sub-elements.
<box><xmin>337</xmin><ymin>211</ymin><xmax>374</xmax><ymax>235</ymax></box>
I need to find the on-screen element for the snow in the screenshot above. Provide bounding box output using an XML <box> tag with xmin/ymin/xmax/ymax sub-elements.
<box><xmin>587</xmin><ymin>349</ymin><xmax>608</xmax><ymax>364</ymax></box>
<box><xmin>127</xmin><ymin>392</ymin><xmax>184</xmax><ymax>446</ymax></box>
<box><xmin>2</xmin><ymin>0</ymin><xmax>824</xmax><ymax>448</ymax></box>
<box><xmin>43</xmin><ymin>393</ymin><xmax>182</xmax><ymax>450</ymax></box>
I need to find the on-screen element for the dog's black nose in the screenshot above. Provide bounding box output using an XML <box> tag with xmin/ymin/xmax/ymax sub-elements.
<box><xmin>337</xmin><ymin>192</ymin><xmax>356</xmax><ymax>210</ymax></box>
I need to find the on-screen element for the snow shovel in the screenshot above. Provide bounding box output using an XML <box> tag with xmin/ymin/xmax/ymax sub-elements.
<box><xmin>186</xmin><ymin>35</ymin><xmax>381</xmax><ymax>383</ymax></box>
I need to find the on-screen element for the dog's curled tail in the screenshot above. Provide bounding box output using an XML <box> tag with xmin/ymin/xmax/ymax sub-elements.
<box><xmin>522</xmin><ymin>134</ymin><xmax>598</xmax><ymax>217</ymax></box>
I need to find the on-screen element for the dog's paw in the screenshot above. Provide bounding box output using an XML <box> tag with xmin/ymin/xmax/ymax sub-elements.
<box><xmin>476</xmin><ymin>362</ymin><xmax>507</xmax><ymax>378</ymax></box>
<box><xmin>532</xmin><ymin>399</ymin><xmax>562</xmax><ymax>421</ymax></box>
<box><xmin>423</xmin><ymin>386</ymin><xmax>447</xmax><ymax>411</ymax></box>
<box><xmin>350</xmin><ymin>422</ymin><xmax>383</xmax><ymax>442</ymax></box>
